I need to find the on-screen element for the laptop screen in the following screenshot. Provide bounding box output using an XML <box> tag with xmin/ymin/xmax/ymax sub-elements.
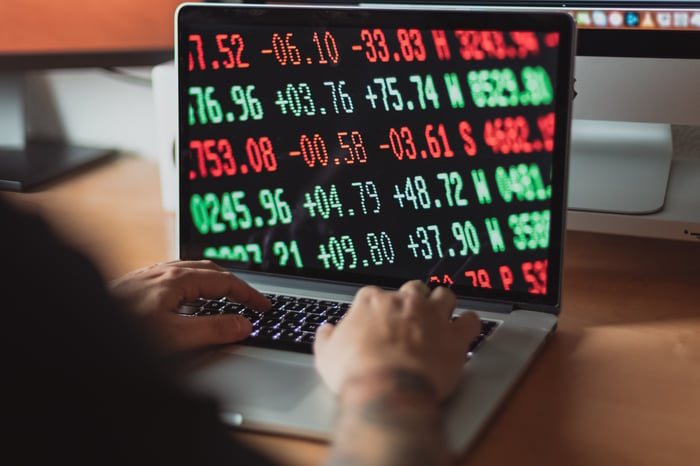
<box><xmin>176</xmin><ymin>4</ymin><xmax>574</xmax><ymax>309</ymax></box>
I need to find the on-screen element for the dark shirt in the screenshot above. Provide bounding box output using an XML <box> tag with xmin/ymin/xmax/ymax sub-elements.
<box><xmin>0</xmin><ymin>197</ymin><xmax>276</xmax><ymax>466</ymax></box>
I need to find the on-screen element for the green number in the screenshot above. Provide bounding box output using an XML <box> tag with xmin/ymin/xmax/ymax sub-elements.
<box><xmin>221</xmin><ymin>192</ymin><xmax>238</xmax><ymax>230</ymax></box>
<box><xmin>190</xmin><ymin>194</ymin><xmax>209</xmax><ymax>234</ymax></box>
<box><xmin>231</xmin><ymin>190</ymin><xmax>252</xmax><ymax>229</ymax></box>
<box><xmin>204</xmin><ymin>193</ymin><xmax>225</xmax><ymax>233</ymax></box>
<box><xmin>259</xmin><ymin>189</ymin><xmax>278</xmax><ymax>226</ymax></box>
<box><xmin>205</xmin><ymin>87</ymin><xmax>223</xmax><ymax>123</ymax></box>
<box><xmin>274</xmin><ymin>188</ymin><xmax>293</xmax><ymax>223</ymax></box>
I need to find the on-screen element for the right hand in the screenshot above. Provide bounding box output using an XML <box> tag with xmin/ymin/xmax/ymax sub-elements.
<box><xmin>313</xmin><ymin>280</ymin><xmax>481</xmax><ymax>400</ymax></box>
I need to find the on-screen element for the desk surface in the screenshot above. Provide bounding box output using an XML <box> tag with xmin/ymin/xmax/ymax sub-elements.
<box><xmin>5</xmin><ymin>155</ymin><xmax>700</xmax><ymax>466</ymax></box>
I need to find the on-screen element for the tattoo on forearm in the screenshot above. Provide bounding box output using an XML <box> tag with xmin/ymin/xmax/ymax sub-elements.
<box><xmin>325</xmin><ymin>368</ymin><xmax>451</xmax><ymax>466</ymax></box>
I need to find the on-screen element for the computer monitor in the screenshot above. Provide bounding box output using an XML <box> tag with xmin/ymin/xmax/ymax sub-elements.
<box><xmin>0</xmin><ymin>0</ymin><xmax>190</xmax><ymax>191</ymax></box>
<box><xmin>342</xmin><ymin>0</ymin><xmax>700</xmax><ymax>238</ymax></box>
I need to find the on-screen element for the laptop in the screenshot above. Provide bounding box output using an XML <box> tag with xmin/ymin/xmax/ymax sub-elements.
<box><xmin>175</xmin><ymin>2</ymin><xmax>575</xmax><ymax>452</ymax></box>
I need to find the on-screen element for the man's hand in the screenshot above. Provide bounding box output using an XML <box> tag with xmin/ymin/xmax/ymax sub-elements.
<box><xmin>110</xmin><ymin>260</ymin><xmax>270</xmax><ymax>353</ymax></box>
<box><xmin>315</xmin><ymin>280</ymin><xmax>481</xmax><ymax>466</ymax></box>
<box><xmin>314</xmin><ymin>280</ymin><xmax>480</xmax><ymax>400</ymax></box>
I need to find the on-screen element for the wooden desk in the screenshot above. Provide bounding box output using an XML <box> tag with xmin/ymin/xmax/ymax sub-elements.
<box><xmin>5</xmin><ymin>155</ymin><xmax>700</xmax><ymax>466</ymax></box>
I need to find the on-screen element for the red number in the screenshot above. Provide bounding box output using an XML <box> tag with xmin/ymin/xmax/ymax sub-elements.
<box><xmin>271</xmin><ymin>33</ymin><xmax>300</xmax><ymax>66</ymax></box>
<box><xmin>189</xmin><ymin>140</ymin><xmax>204</xmax><ymax>178</ymax></box>
<box><xmin>397</xmin><ymin>29</ymin><xmax>427</xmax><ymax>62</ymax></box>
<box><xmin>465</xmin><ymin>269</ymin><xmax>492</xmax><ymax>288</ymax></box>
<box><xmin>425</xmin><ymin>124</ymin><xmax>441</xmax><ymax>158</ymax></box>
<box><xmin>219</xmin><ymin>139</ymin><xmax>236</xmax><ymax>176</ymax></box>
<box><xmin>259</xmin><ymin>137</ymin><xmax>278</xmax><ymax>171</ymax></box>
<box><xmin>360</xmin><ymin>29</ymin><xmax>377</xmax><ymax>62</ymax></box>
<box><xmin>360</xmin><ymin>29</ymin><xmax>389</xmax><ymax>63</ymax></box>
<box><xmin>216</xmin><ymin>34</ymin><xmax>234</xmax><ymax>69</ymax></box>
<box><xmin>409</xmin><ymin>29</ymin><xmax>427</xmax><ymax>61</ymax></box>
<box><xmin>537</xmin><ymin>112</ymin><xmax>555</xmax><ymax>152</ymax></box>
<box><xmin>338</xmin><ymin>131</ymin><xmax>354</xmax><ymax>164</ymax></box>
<box><xmin>424</xmin><ymin>124</ymin><xmax>452</xmax><ymax>158</ymax></box>
<box><xmin>522</xmin><ymin>260</ymin><xmax>547</xmax><ymax>294</ymax></box>
<box><xmin>190</xmin><ymin>139</ymin><xmax>223</xmax><ymax>178</ymax></box>
<box><xmin>480</xmin><ymin>32</ymin><xmax>507</xmax><ymax>59</ymax></box>
<box><xmin>484</xmin><ymin>116</ymin><xmax>531</xmax><ymax>154</ymax></box>
<box><xmin>285</xmin><ymin>33</ymin><xmax>302</xmax><ymax>65</ymax></box>
<box><xmin>544</xmin><ymin>32</ymin><xmax>559</xmax><ymax>48</ymax></box>
<box><xmin>397</xmin><ymin>29</ymin><xmax>414</xmax><ymax>62</ymax></box>
<box><xmin>389</xmin><ymin>127</ymin><xmax>418</xmax><ymax>161</ymax></box>
<box><xmin>338</xmin><ymin>131</ymin><xmax>368</xmax><ymax>164</ymax></box>
<box><xmin>389</xmin><ymin>128</ymin><xmax>403</xmax><ymax>160</ymax></box>
<box><xmin>203</xmin><ymin>139</ymin><xmax>222</xmax><ymax>177</ymax></box>
<box><xmin>313</xmin><ymin>32</ymin><xmax>339</xmax><ymax>65</ymax></box>
<box><xmin>436</xmin><ymin>124</ymin><xmax>454</xmax><ymax>157</ymax></box>
<box><xmin>459</xmin><ymin>121</ymin><xmax>477</xmax><ymax>156</ymax></box>
<box><xmin>373</xmin><ymin>29</ymin><xmax>390</xmax><ymax>62</ymax></box>
<box><xmin>246</xmin><ymin>137</ymin><xmax>277</xmax><ymax>173</ymax></box>
<box><xmin>231</xmin><ymin>34</ymin><xmax>250</xmax><ymax>68</ymax></box>
<box><xmin>454</xmin><ymin>30</ymin><xmax>485</xmax><ymax>61</ymax></box>
<box><xmin>510</xmin><ymin>31</ymin><xmax>540</xmax><ymax>58</ymax></box>
<box><xmin>216</xmin><ymin>34</ymin><xmax>250</xmax><ymax>69</ymax></box>
<box><xmin>188</xmin><ymin>34</ymin><xmax>206</xmax><ymax>71</ymax></box>
<box><xmin>299</xmin><ymin>134</ymin><xmax>329</xmax><ymax>168</ymax></box>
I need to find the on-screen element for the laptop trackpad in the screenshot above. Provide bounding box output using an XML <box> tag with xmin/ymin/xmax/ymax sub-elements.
<box><xmin>186</xmin><ymin>350</ymin><xmax>318</xmax><ymax>412</ymax></box>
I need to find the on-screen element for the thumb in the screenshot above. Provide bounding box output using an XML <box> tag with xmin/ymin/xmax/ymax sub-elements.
<box><xmin>312</xmin><ymin>322</ymin><xmax>336</xmax><ymax>355</ymax></box>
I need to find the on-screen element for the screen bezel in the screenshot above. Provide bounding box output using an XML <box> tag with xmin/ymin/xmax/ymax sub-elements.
<box><xmin>302</xmin><ymin>0</ymin><xmax>700</xmax><ymax>59</ymax></box>
<box><xmin>176</xmin><ymin>3</ymin><xmax>575</xmax><ymax>313</ymax></box>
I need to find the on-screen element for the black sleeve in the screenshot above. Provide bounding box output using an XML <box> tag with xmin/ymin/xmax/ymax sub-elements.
<box><xmin>0</xmin><ymin>197</ymin><xmax>278</xmax><ymax>466</ymax></box>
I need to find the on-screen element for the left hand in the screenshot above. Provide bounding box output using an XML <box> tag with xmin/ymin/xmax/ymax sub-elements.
<box><xmin>110</xmin><ymin>260</ymin><xmax>270</xmax><ymax>352</ymax></box>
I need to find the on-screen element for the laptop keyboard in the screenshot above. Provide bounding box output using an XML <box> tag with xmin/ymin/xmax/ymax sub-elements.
<box><xmin>178</xmin><ymin>294</ymin><xmax>499</xmax><ymax>355</ymax></box>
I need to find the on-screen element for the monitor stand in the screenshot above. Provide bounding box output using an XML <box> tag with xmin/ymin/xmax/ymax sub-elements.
<box><xmin>567</xmin><ymin>119</ymin><xmax>673</xmax><ymax>214</ymax></box>
<box><xmin>0</xmin><ymin>73</ymin><xmax>116</xmax><ymax>192</ymax></box>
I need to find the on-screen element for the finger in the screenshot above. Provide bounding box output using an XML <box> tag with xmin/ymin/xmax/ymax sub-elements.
<box><xmin>398</xmin><ymin>279</ymin><xmax>431</xmax><ymax>297</ymax></box>
<box><xmin>163</xmin><ymin>259</ymin><xmax>227</xmax><ymax>272</ymax></box>
<box><xmin>177</xmin><ymin>313</ymin><xmax>253</xmax><ymax>348</ymax></box>
<box><xmin>313</xmin><ymin>322</ymin><xmax>336</xmax><ymax>355</ymax></box>
<box><xmin>175</xmin><ymin>268</ymin><xmax>271</xmax><ymax>311</ymax></box>
<box><xmin>451</xmin><ymin>311</ymin><xmax>482</xmax><ymax>352</ymax></box>
<box><xmin>428</xmin><ymin>286</ymin><xmax>457</xmax><ymax>319</ymax></box>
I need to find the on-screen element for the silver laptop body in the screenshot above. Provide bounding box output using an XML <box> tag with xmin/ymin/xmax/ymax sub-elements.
<box><xmin>175</xmin><ymin>2</ymin><xmax>575</xmax><ymax>452</ymax></box>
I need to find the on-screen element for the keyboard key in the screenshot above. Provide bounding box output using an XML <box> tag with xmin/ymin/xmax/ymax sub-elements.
<box><xmin>283</xmin><ymin>311</ymin><xmax>305</xmax><ymax>323</ymax></box>
<box><xmin>481</xmin><ymin>320</ymin><xmax>498</xmax><ymax>335</ymax></box>
<box><xmin>301</xmin><ymin>322</ymin><xmax>319</xmax><ymax>333</ymax></box>
<box><xmin>257</xmin><ymin>327</ymin><xmax>279</xmax><ymax>339</ymax></box>
<box><xmin>278</xmin><ymin>320</ymin><xmax>300</xmax><ymax>332</ymax></box>
<box><xmin>303</xmin><ymin>304</ymin><xmax>325</xmax><ymax>315</ymax></box>
<box><xmin>239</xmin><ymin>308</ymin><xmax>262</xmax><ymax>320</ymax></box>
<box><xmin>176</xmin><ymin>303</ymin><xmax>202</xmax><ymax>316</ymax></box>
<box><xmin>259</xmin><ymin>316</ymin><xmax>280</xmax><ymax>327</ymax></box>
<box><xmin>221</xmin><ymin>302</ymin><xmax>244</xmax><ymax>314</ymax></box>
<box><xmin>283</xmin><ymin>302</ymin><xmax>307</xmax><ymax>312</ymax></box>
<box><xmin>297</xmin><ymin>298</ymin><xmax>318</xmax><ymax>305</ymax></box>
<box><xmin>278</xmin><ymin>330</ymin><xmax>302</xmax><ymax>342</ymax></box>
<box><xmin>305</xmin><ymin>314</ymin><xmax>326</xmax><ymax>325</ymax></box>
<box><xmin>326</xmin><ymin>307</ymin><xmax>346</xmax><ymax>317</ymax></box>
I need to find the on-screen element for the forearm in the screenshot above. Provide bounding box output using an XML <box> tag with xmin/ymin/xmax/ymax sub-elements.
<box><xmin>325</xmin><ymin>368</ymin><xmax>453</xmax><ymax>466</ymax></box>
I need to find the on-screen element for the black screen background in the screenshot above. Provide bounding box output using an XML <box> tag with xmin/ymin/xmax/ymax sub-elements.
<box><xmin>177</xmin><ymin>5</ymin><xmax>574</xmax><ymax>311</ymax></box>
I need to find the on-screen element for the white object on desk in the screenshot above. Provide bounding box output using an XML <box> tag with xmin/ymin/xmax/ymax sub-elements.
<box><xmin>152</xmin><ymin>61</ymin><xmax>178</xmax><ymax>212</ymax></box>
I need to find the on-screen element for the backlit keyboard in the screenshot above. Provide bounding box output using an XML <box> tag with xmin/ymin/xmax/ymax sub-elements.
<box><xmin>178</xmin><ymin>293</ymin><xmax>499</xmax><ymax>354</ymax></box>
